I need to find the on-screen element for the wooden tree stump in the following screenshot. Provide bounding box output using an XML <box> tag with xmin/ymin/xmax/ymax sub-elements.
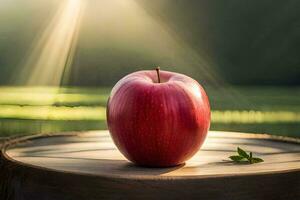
<box><xmin>1</xmin><ymin>130</ymin><xmax>299</xmax><ymax>200</ymax></box>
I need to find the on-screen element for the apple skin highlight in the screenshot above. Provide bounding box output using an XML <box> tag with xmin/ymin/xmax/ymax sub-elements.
<box><xmin>106</xmin><ymin>69</ymin><xmax>210</xmax><ymax>167</ymax></box>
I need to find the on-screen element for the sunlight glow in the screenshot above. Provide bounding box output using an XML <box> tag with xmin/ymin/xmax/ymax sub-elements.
<box><xmin>18</xmin><ymin>0</ymin><xmax>85</xmax><ymax>86</ymax></box>
<box><xmin>77</xmin><ymin>0</ymin><xmax>221</xmax><ymax>83</ymax></box>
<box><xmin>12</xmin><ymin>0</ymin><xmax>222</xmax><ymax>87</ymax></box>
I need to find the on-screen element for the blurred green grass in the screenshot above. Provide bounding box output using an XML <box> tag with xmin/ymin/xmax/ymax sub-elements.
<box><xmin>0</xmin><ymin>86</ymin><xmax>299</xmax><ymax>137</ymax></box>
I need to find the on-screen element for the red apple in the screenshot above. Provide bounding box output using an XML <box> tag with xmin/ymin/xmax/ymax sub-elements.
<box><xmin>106</xmin><ymin>68</ymin><xmax>210</xmax><ymax>167</ymax></box>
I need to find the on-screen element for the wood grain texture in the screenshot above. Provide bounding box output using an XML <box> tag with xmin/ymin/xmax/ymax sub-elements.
<box><xmin>1</xmin><ymin>130</ymin><xmax>300</xmax><ymax>200</ymax></box>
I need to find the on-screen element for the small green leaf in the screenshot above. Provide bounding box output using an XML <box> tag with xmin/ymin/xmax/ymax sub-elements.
<box><xmin>237</xmin><ymin>147</ymin><xmax>249</xmax><ymax>158</ymax></box>
<box><xmin>251</xmin><ymin>157</ymin><xmax>264</xmax><ymax>163</ymax></box>
<box><xmin>228</xmin><ymin>147</ymin><xmax>264</xmax><ymax>164</ymax></box>
<box><xmin>229</xmin><ymin>155</ymin><xmax>245</xmax><ymax>162</ymax></box>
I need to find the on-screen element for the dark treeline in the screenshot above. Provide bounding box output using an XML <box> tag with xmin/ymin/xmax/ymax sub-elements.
<box><xmin>0</xmin><ymin>0</ymin><xmax>299</xmax><ymax>86</ymax></box>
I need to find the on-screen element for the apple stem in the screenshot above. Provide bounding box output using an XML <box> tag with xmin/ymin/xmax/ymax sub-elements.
<box><xmin>155</xmin><ymin>66</ymin><xmax>161</xmax><ymax>83</ymax></box>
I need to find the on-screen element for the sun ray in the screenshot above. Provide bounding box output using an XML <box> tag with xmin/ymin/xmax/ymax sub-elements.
<box><xmin>16</xmin><ymin>0</ymin><xmax>85</xmax><ymax>86</ymax></box>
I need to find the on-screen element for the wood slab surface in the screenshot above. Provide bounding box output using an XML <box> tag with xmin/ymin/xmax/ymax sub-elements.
<box><xmin>1</xmin><ymin>130</ymin><xmax>299</xmax><ymax>200</ymax></box>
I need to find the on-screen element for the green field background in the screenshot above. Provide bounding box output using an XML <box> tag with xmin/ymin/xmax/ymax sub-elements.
<box><xmin>0</xmin><ymin>86</ymin><xmax>299</xmax><ymax>137</ymax></box>
<box><xmin>0</xmin><ymin>1</ymin><xmax>299</xmax><ymax>138</ymax></box>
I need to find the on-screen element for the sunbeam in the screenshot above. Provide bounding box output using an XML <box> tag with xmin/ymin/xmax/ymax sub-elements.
<box><xmin>69</xmin><ymin>0</ymin><xmax>222</xmax><ymax>85</ymax></box>
<box><xmin>16</xmin><ymin>0</ymin><xmax>85</xmax><ymax>86</ymax></box>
